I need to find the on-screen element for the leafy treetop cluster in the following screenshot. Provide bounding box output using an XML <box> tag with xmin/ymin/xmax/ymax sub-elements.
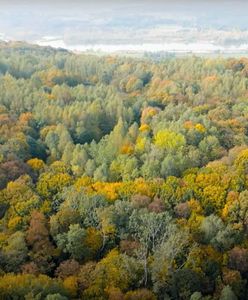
<box><xmin>1</xmin><ymin>43</ymin><xmax>248</xmax><ymax>299</ymax></box>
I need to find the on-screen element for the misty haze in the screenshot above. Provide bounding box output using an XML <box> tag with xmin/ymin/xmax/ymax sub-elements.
<box><xmin>1</xmin><ymin>0</ymin><xmax>248</xmax><ymax>54</ymax></box>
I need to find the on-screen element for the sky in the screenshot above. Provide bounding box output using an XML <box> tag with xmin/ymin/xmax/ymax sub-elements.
<box><xmin>1</xmin><ymin>1</ymin><xmax>248</xmax><ymax>53</ymax></box>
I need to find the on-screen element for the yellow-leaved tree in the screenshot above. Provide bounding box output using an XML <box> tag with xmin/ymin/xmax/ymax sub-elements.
<box><xmin>154</xmin><ymin>129</ymin><xmax>185</xmax><ymax>151</ymax></box>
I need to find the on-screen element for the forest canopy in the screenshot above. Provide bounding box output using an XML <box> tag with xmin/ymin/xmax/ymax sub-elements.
<box><xmin>1</xmin><ymin>42</ymin><xmax>248</xmax><ymax>299</ymax></box>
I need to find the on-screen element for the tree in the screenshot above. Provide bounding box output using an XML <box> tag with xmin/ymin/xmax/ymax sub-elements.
<box><xmin>37</xmin><ymin>171</ymin><xmax>73</xmax><ymax>198</ymax></box>
<box><xmin>56</xmin><ymin>224</ymin><xmax>87</xmax><ymax>261</ymax></box>
<box><xmin>0</xmin><ymin>274</ymin><xmax>67</xmax><ymax>299</ymax></box>
<box><xmin>228</xmin><ymin>247</ymin><xmax>248</xmax><ymax>273</ymax></box>
<box><xmin>129</xmin><ymin>210</ymin><xmax>172</xmax><ymax>285</ymax></box>
<box><xmin>2</xmin><ymin>231</ymin><xmax>28</xmax><ymax>272</ymax></box>
<box><xmin>169</xmin><ymin>269</ymin><xmax>201</xmax><ymax>300</ymax></box>
<box><xmin>223</xmin><ymin>190</ymin><xmax>248</xmax><ymax>232</ymax></box>
<box><xmin>200</xmin><ymin>215</ymin><xmax>239</xmax><ymax>251</ymax></box>
<box><xmin>0</xmin><ymin>160</ymin><xmax>32</xmax><ymax>189</ymax></box>
<box><xmin>126</xmin><ymin>76</ymin><xmax>143</xmax><ymax>93</ymax></box>
<box><xmin>83</xmin><ymin>249</ymin><xmax>142</xmax><ymax>298</ymax></box>
<box><xmin>220</xmin><ymin>285</ymin><xmax>237</xmax><ymax>300</ymax></box>
<box><xmin>1</xmin><ymin>175</ymin><xmax>41</xmax><ymax>227</ymax></box>
<box><xmin>27</xmin><ymin>158</ymin><xmax>45</xmax><ymax>172</ymax></box>
<box><xmin>45</xmin><ymin>294</ymin><xmax>67</xmax><ymax>300</ymax></box>
<box><xmin>154</xmin><ymin>129</ymin><xmax>185</xmax><ymax>152</ymax></box>
<box><xmin>26</xmin><ymin>211</ymin><xmax>56</xmax><ymax>273</ymax></box>
<box><xmin>151</xmin><ymin>227</ymin><xmax>190</xmax><ymax>296</ymax></box>
<box><xmin>124</xmin><ymin>289</ymin><xmax>156</xmax><ymax>300</ymax></box>
<box><xmin>55</xmin><ymin>259</ymin><xmax>80</xmax><ymax>279</ymax></box>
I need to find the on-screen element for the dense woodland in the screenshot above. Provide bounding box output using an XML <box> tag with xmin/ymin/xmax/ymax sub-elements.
<box><xmin>1</xmin><ymin>42</ymin><xmax>248</xmax><ymax>299</ymax></box>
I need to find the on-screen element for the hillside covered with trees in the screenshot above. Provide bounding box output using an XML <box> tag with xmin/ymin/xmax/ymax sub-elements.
<box><xmin>1</xmin><ymin>42</ymin><xmax>248</xmax><ymax>299</ymax></box>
